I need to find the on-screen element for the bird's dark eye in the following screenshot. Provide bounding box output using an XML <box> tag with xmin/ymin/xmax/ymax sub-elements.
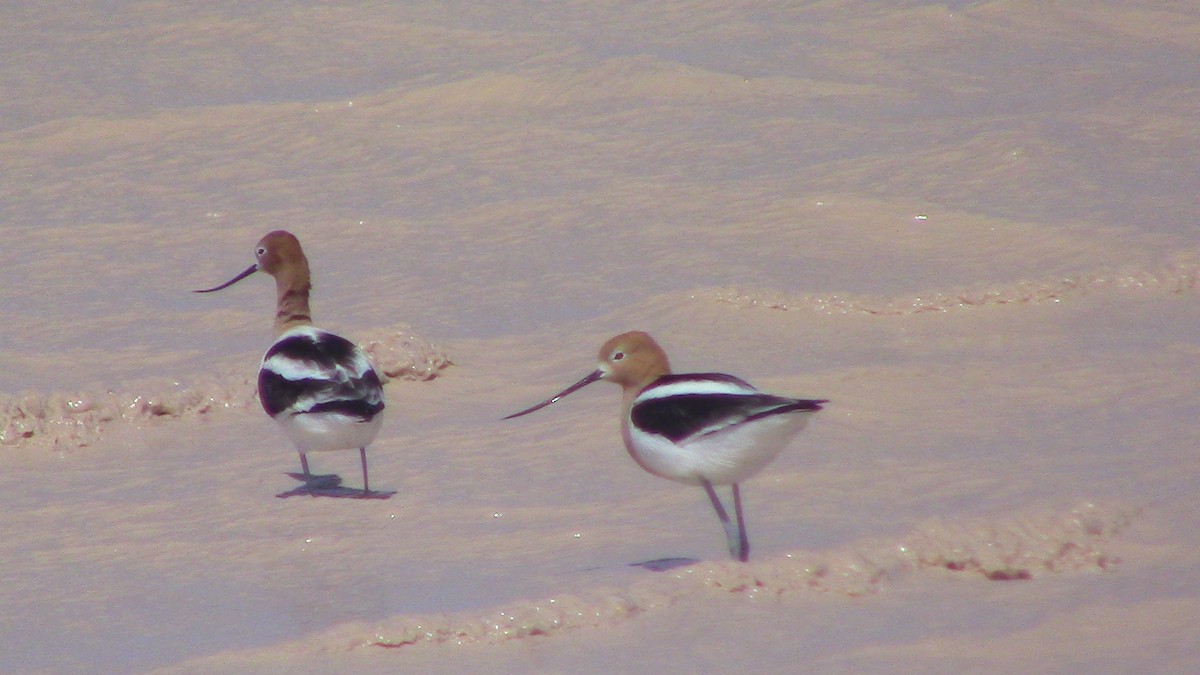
<box><xmin>612</xmin><ymin>351</ymin><xmax>624</xmax><ymax>361</ymax></box>
<box><xmin>256</xmin><ymin>246</ymin><xmax>267</xmax><ymax>257</ymax></box>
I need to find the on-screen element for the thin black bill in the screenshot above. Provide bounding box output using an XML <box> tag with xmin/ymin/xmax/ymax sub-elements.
<box><xmin>502</xmin><ymin>369</ymin><xmax>603</xmax><ymax>419</ymax></box>
<box><xmin>194</xmin><ymin>264</ymin><xmax>258</xmax><ymax>293</ymax></box>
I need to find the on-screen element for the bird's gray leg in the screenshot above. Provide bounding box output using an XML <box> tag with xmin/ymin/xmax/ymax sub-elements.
<box><xmin>731</xmin><ymin>483</ymin><xmax>750</xmax><ymax>562</ymax></box>
<box><xmin>702</xmin><ymin>479</ymin><xmax>747</xmax><ymax>562</ymax></box>
<box><xmin>359</xmin><ymin>447</ymin><xmax>370</xmax><ymax>494</ymax></box>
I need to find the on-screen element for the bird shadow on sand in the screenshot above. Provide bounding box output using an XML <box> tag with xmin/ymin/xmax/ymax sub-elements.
<box><xmin>276</xmin><ymin>473</ymin><xmax>396</xmax><ymax>499</ymax></box>
<box><xmin>627</xmin><ymin>557</ymin><xmax>701</xmax><ymax>572</ymax></box>
<box><xmin>583</xmin><ymin>556</ymin><xmax>701</xmax><ymax>573</ymax></box>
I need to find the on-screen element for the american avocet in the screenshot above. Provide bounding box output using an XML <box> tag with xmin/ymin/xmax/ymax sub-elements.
<box><xmin>195</xmin><ymin>230</ymin><xmax>392</xmax><ymax>499</ymax></box>
<box><xmin>505</xmin><ymin>331</ymin><xmax>826</xmax><ymax>561</ymax></box>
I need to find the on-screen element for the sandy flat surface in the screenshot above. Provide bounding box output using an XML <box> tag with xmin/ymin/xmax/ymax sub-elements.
<box><xmin>2</xmin><ymin>2</ymin><xmax>1199</xmax><ymax>673</ymax></box>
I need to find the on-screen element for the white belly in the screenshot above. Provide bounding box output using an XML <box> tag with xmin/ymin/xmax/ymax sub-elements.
<box><xmin>275</xmin><ymin>410</ymin><xmax>383</xmax><ymax>454</ymax></box>
<box><xmin>626</xmin><ymin>410</ymin><xmax>814</xmax><ymax>486</ymax></box>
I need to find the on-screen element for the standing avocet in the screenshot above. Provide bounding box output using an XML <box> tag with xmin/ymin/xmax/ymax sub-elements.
<box><xmin>505</xmin><ymin>331</ymin><xmax>825</xmax><ymax>561</ymax></box>
<box><xmin>196</xmin><ymin>230</ymin><xmax>391</xmax><ymax>499</ymax></box>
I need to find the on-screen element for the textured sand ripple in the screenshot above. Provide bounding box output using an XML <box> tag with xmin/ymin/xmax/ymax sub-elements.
<box><xmin>366</xmin><ymin>502</ymin><xmax>1128</xmax><ymax>650</ymax></box>
<box><xmin>714</xmin><ymin>259</ymin><xmax>1200</xmax><ymax>315</ymax></box>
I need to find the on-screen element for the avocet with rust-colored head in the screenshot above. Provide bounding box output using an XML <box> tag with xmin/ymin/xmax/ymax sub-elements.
<box><xmin>505</xmin><ymin>331</ymin><xmax>825</xmax><ymax>562</ymax></box>
<box><xmin>196</xmin><ymin>230</ymin><xmax>391</xmax><ymax>499</ymax></box>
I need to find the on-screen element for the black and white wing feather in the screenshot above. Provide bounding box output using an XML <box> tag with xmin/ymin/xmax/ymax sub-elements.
<box><xmin>631</xmin><ymin>373</ymin><xmax>825</xmax><ymax>443</ymax></box>
<box><xmin>257</xmin><ymin>326</ymin><xmax>384</xmax><ymax>421</ymax></box>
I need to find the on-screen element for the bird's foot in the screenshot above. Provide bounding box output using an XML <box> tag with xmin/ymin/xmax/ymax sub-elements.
<box><xmin>284</xmin><ymin>472</ymin><xmax>342</xmax><ymax>488</ymax></box>
<box><xmin>352</xmin><ymin>488</ymin><xmax>397</xmax><ymax>500</ymax></box>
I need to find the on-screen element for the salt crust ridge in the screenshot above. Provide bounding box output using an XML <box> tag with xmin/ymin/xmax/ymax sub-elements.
<box><xmin>364</xmin><ymin>502</ymin><xmax>1129</xmax><ymax>650</ymax></box>
<box><xmin>151</xmin><ymin>498</ymin><xmax>1129</xmax><ymax>671</ymax></box>
<box><xmin>714</xmin><ymin>259</ymin><xmax>1200</xmax><ymax>315</ymax></box>
<box><xmin>0</xmin><ymin>327</ymin><xmax>451</xmax><ymax>449</ymax></box>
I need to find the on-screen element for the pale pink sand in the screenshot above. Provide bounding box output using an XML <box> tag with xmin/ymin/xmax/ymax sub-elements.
<box><xmin>2</xmin><ymin>2</ymin><xmax>1199</xmax><ymax>673</ymax></box>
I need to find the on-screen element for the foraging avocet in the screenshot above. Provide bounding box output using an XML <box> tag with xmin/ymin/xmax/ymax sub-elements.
<box><xmin>196</xmin><ymin>230</ymin><xmax>391</xmax><ymax>499</ymax></box>
<box><xmin>504</xmin><ymin>331</ymin><xmax>825</xmax><ymax>561</ymax></box>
